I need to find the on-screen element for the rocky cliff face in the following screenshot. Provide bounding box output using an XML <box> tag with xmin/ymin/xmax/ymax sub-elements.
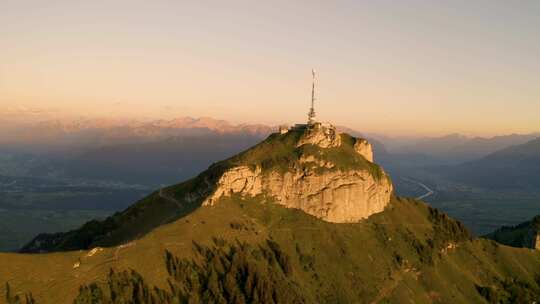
<box><xmin>202</xmin><ymin>165</ymin><xmax>392</xmax><ymax>223</ymax></box>
<box><xmin>202</xmin><ymin>123</ymin><xmax>393</xmax><ymax>223</ymax></box>
<box><xmin>354</xmin><ymin>138</ymin><xmax>374</xmax><ymax>162</ymax></box>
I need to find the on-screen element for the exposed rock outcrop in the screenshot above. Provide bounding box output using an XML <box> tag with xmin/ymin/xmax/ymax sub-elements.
<box><xmin>202</xmin><ymin>123</ymin><xmax>393</xmax><ymax>223</ymax></box>
<box><xmin>266</xmin><ymin>168</ymin><xmax>391</xmax><ymax>223</ymax></box>
<box><xmin>354</xmin><ymin>139</ymin><xmax>374</xmax><ymax>162</ymax></box>
<box><xmin>202</xmin><ymin>164</ymin><xmax>392</xmax><ymax>223</ymax></box>
<box><xmin>296</xmin><ymin>123</ymin><xmax>341</xmax><ymax>148</ymax></box>
<box><xmin>204</xmin><ymin>166</ymin><xmax>264</xmax><ymax>202</ymax></box>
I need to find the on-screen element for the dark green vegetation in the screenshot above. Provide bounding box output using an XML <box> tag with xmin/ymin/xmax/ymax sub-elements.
<box><xmin>476</xmin><ymin>277</ymin><xmax>540</xmax><ymax>304</ymax></box>
<box><xmin>0</xmin><ymin>208</ymin><xmax>114</xmax><ymax>252</ymax></box>
<box><xmin>485</xmin><ymin>215</ymin><xmax>540</xmax><ymax>249</ymax></box>
<box><xmin>20</xmin><ymin>130</ymin><xmax>381</xmax><ymax>253</ymax></box>
<box><xmin>75</xmin><ymin>239</ymin><xmax>303</xmax><ymax>304</ymax></box>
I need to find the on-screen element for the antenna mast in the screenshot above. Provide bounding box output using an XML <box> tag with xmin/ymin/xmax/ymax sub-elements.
<box><xmin>308</xmin><ymin>69</ymin><xmax>316</xmax><ymax>124</ymax></box>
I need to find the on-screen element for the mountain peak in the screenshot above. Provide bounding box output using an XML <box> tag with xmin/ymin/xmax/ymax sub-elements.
<box><xmin>199</xmin><ymin>124</ymin><xmax>393</xmax><ymax>223</ymax></box>
<box><xmin>21</xmin><ymin>125</ymin><xmax>393</xmax><ymax>252</ymax></box>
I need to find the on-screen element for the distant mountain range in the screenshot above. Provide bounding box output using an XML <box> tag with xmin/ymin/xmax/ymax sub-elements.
<box><xmin>0</xmin><ymin>117</ymin><xmax>273</xmax><ymax>153</ymax></box>
<box><xmin>391</xmin><ymin>133</ymin><xmax>539</xmax><ymax>163</ymax></box>
<box><xmin>2</xmin><ymin>116</ymin><xmax>539</xmax><ymax>190</ymax></box>
<box><xmin>445</xmin><ymin>137</ymin><xmax>540</xmax><ymax>189</ymax></box>
<box><xmin>3</xmin><ymin>116</ymin><xmax>537</xmax><ymax>159</ymax></box>
<box><xmin>3</xmin><ymin>116</ymin><xmax>273</xmax><ymax>135</ymax></box>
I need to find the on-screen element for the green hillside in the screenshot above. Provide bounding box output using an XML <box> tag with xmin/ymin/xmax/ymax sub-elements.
<box><xmin>3</xmin><ymin>195</ymin><xmax>540</xmax><ymax>303</ymax></box>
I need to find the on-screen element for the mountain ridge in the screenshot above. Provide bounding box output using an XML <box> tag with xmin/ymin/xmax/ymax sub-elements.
<box><xmin>445</xmin><ymin>137</ymin><xmax>540</xmax><ymax>189</ymax></box>
<box><xmin>391</xmin><ymin>133</ymin><xmax>539</xmax><ymax>163</ymax></box>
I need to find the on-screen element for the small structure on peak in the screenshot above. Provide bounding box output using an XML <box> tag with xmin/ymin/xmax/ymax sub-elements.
<box><xmin>277</xmin><ymin>70</ymin><xmax>373</xmax><ymax>162</ymax></box>
<box><xmin>285</xmin><ymin>70</ymin><xmax>344</xmax><ymax>148</ymax></box>
<box><xmin>290</xmin><ymin>69</ymin><xmax>322</xmax><ymax>131</ymax></box>
<box><xmin>308</xmin><ymin>69</ymin><xmax>317</xmax><ymax>125</ymax></box>
<box><xmin>279</xmin><ymin>70</ymin><xmax>374</xmax><ymax>162</ymax></box>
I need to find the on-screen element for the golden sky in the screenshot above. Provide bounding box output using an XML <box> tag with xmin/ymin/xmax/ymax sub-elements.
<box><xmin>1</xmin><ymin>0</ymin><xmax>539</xmax><ymax>136</ymax></box>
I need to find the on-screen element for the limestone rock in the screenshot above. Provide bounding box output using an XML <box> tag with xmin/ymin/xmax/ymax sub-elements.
<box><xmin>266</xmin><ymin>167</ymin><xmax>393</xmax><ymax>223</ymax></box>
<box><xmin>203</xmin><ymin>166</ymin><xmax>263</xmax><ymax>205</ymax></box>
<box><xmin>200</xmin><ymin>124</ymin><xmax>393</xmax><ymax>223</ymax></box>
<box><xmin>296</xmin><ymin>123</ymin><xmax>342</xmax><ymax>148</ymax></box>
<box><xmin>354</xmin><ymin>139</ymin><xmax>374</xmax><ymax>162</ymax></box>
<box><xmin>202</xmin><ymin>164</ymin><xmax>393</xmax><ymax>223</ymax></box>
<box><xmin>299</xmin><ymin>155</ymin><xmax>335</xmax><ymax>169</ymax></box>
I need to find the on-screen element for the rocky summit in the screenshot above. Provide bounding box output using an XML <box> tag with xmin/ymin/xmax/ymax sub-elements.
<box><xmin>202</xmin><ymin>122</ymin><xmax>393</xmax><ymax>223</ymax></box>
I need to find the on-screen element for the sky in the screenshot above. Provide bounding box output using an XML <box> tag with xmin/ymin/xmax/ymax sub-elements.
<box><xmin>1</xmin><ymin>0</ymin><xmax>539</xmax><ymax>136</ymax></box>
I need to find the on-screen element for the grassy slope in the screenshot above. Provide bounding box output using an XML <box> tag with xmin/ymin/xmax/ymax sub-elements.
<box><xmin>2</xmin><ymin>195</ymin><xmax>539</xmax><ymax>303</ymax></box>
